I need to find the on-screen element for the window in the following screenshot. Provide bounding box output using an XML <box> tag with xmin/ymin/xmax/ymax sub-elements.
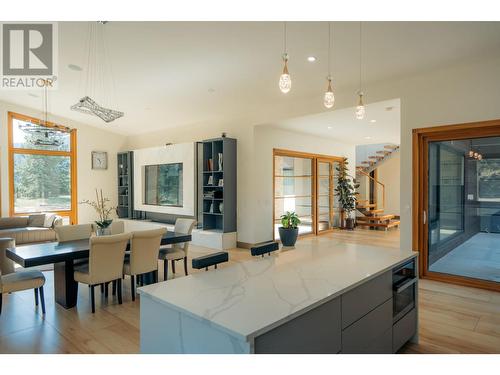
<box><xmin>8</xmin><ymin>112</ymin><xmax>77</xmax><ymax>224</ymax></box>
<box><xmin>477</xmin><ymin>158</ymin><xmax>500</xmax><ymax>202</ymax></box>
<box><xmin>144</xmin><ymin>163</ymin><xmax>183</xmax><ymax>206</ymax></box>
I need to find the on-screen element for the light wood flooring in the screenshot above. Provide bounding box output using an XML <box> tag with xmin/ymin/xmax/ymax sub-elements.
<box><xmin>1</xmin><ymin>228</ymin><xmax>499</xmax><ymax>354</ymax></box>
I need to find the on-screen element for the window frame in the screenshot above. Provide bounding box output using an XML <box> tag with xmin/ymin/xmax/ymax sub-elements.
<box><xmin>8</xmin><ymin>112</ymin><xmax>78</xmax><ymax>224</ymax></box>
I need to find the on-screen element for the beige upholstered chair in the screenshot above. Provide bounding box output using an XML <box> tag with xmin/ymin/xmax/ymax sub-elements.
<box><xmin>158</xmin><ymin>219</ymin><xmax>196</xmax><ymax>280</ymax></box>
<box><xmin>0</xmin><ymin>237</ymin><xmax>46</xmax><ymax>315</ymax></box>
<box><xmin>74</xmin><ymin>233</ymin><xmax>131</xmax><ymax>313</ymax></box>
<box><xmin>123</xmin><ymin>228</ymin><xmax>166</xmax><ymax>301</ymax></box>
<box><xmin>55</xmin><ymin>224</ymin><xmax>93</xmax><ymax>242</ymax></box>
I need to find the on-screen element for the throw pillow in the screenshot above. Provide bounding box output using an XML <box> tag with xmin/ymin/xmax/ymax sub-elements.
<box><xmin>43</xmin><ymin>214</ymin><xmax>56</xmax><ymax>228</ymax></box>
<box><xmin>28</xmin><ymin>214</ymin><xmax>46</xmax><ymax>227</ymax></box>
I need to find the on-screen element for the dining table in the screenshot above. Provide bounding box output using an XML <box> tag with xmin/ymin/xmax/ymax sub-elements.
<box><xmin>5</xmin><ymin>231</ymin><xmax>192</xmax><ymax>309</ymax></box>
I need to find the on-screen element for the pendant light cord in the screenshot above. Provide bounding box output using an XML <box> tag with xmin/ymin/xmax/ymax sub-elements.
<box><xmin>328</xmin><ymin>22</ymin><xmax>331</xmax><ymax>78</ymax></box>
<box><xmin>359</xmin><ymin>21</ymin><xmax>362</xmax><ymax>93</ymax></box>
<box><xmin>283</xmin><ymin>21</ymin><xmax>287</xmax><ymax>57</ymax></box>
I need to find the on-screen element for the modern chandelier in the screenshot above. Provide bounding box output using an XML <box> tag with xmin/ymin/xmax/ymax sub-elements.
<box><xmin>71</xmin><ymin>22</ymin><xmax>124</xmax><ymax>123</ymax></box>
<box><xmin>279</xmin><ymin>22</ymin><xmax>292</xmax><ymax>94</ymax></box>
<box><xmin>355</xmin><ymin>22</ymin><xmax>365</xmax><ymax>120</ymax></box>
<box><xmin>323</xmin><ymin>22</ymin><xmax>335</xmax><ymax>109</ymax></box>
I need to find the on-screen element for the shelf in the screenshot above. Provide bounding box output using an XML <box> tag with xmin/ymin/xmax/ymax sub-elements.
<box><xmin>203</xmin><ymin>198</ymin><xmax>224</xmax><ymax>201</ymax></box>
<box><xmin>203</xmin><ymin>212</ymin><xmax>223</xmax><ymax>216</ymax></box>
<box><xmin>203</xmin><ymin>185</ymin><xmax>223</xmax><ymax>188</ymax></box>
<box><xmin>203</xmin><ymin>170</ymin><xmax>223</xmax><ymax>173</ymax></box>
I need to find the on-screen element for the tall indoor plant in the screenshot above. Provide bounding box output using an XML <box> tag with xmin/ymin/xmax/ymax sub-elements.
<box><xmin>80</xmin><ymin>189</ymin><xmax>116</xmax><ymax>235</ymax></box>
<box><xmin>278</xmin><ymin>211</ymin><xmax>301</xmax><ymax>246</ymax></box>
<box><xmin>334</xmin><ymin>159</ymin><xmax>359</xmax><ymax>230</ymax></box>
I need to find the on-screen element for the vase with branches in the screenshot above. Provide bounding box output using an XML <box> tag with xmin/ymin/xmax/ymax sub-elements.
<box><xmin>334</xmin><ymin>159</ymin><xmax>359</xmax><ymax>230</ymax></box>
<box><xmin>80</xmin><ymin>189</ymin><xmax>116</xmax><ymax>235</ymax></box>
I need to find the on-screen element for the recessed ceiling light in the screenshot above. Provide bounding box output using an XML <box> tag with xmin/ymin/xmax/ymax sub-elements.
<box><xmin>327</xmin><ymin>126</ymin><xmax>332</xmax><ymax>129</ymax></box>
<box><xmin>68</xmin><ymin>64</ymin><xmax>82</xmax><ymax>71</ymax></box>
<box><xmin>307</xmin><ymin>56</ymin><xmax>317</xmax><ymax>62</ymax></box>
<box><xmin>370</xmin><ymin>119</ymin><xmax>376</xmax><ymax>123</ymax></box>
<box><xmin>208</xmin><ymin>88</ymin><xmax>215</xmax><ymax>93</ymax></box>
<box><xmin>27</xmin><ymin>93</ymin><xmax>39</xmax><ymax>98</ymax></box>
<box><xmin>364</xmin><ymin>136</ymin><xmax>372</xmax><ymax>140</ymax></box>
<box><xmin>385</xmin><ymin>106</ymin><xmax>394</xmax><ymax>111</ymax></box>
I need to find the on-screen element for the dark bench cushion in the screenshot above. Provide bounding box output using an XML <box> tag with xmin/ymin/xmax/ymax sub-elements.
<box><xmin>251</xmin><ymin>241</ymin><xmax>279</xmax><ymax>256</ymax></box>
<box><xmin>192</xmin><ymin>252</ymin><xmax>229</xmax><ymax>269</ymax></box>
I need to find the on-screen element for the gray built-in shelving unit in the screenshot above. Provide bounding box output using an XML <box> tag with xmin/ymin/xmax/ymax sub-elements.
<box><xmin>202</xmin><ymin>137</ymin><xmax>237</xmax><ymax>232</ymax></box>
<box><xmin>117</xmin><ymin>151</ymin><xmax>134</xmax><ymax>218</ymax></box>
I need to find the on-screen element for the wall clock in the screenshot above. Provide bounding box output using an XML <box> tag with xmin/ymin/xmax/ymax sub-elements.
<box><xmin>92</xmin><ymin>151</ymin><xmax>108</xmax><ymax>170</ymax></box>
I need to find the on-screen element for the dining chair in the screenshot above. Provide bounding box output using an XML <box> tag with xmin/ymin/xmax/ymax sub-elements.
<box><xmin>123</xmin><ymin>228</ymin><xmax>166</xmax><ymax>301</ymax></box>
<box><xmin>158</xmin><ymin>219</ymin><xmax>196</xmax><ymax>281</ymax></box>
<box><xmin>74</xmin><ymin>233</ymin><xmax>131</xmax><ymax>313</ymax></box>
<box><xmin>55</xmin><ymin>224</ymin><xmax>93</xmax><ymax>242</ymax></box>
<box><xmin>0</xmin><ymin>237</ymin><xmax>46</xmax><ymax>316</ymax></box>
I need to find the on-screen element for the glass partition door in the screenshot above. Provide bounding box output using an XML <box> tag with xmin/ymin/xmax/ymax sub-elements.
<box><xmin>274</xmin><ymin>154</ymin><xmax>314</xmax><ymax>239</ymax></box>
<box><xmin>316</xmin><ymin>159</ymin><xmax>342</xmax><ymax>233</ymax></box>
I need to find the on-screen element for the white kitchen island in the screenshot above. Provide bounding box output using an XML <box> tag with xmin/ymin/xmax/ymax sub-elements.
<box><xmin>138</xmin><ymin>240</ymin><xmax>418</xmax><ymax>354</ymax></box>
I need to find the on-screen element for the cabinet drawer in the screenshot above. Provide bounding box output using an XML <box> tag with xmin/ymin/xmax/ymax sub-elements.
<box><xmin>342</xmin><ymin>298</ymin><xmax>392</xmax><ymax>354</ymax></box>
<box><xmin>393</xmin><ymin>308</ymin><xmax>417</xmax><ymax>353</ymax></box>
<box><xmin>254</xmin><ymin>297</ymin><xmax>341</xmax><ymax>354</ymax></box>
<box><xmin>341</xmin><ymin>270</ymin><xmax>392</xmax><ymax>329</ymax></box>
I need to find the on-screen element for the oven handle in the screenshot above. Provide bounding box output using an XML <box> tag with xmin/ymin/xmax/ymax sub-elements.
<box><xmin>393</xmin><ymin>277</ymin><xmax>417</xmax><ymax>293</ymax></box>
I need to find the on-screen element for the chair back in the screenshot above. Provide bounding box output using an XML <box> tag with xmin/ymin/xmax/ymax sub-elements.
<box><xmin>0</xmin><ymin>238</ymin><xmax>16</xmax><ymax>275</ymax></box>
<box><xmin>173</xmin><ymin>219</ymin><xmax>196</xmax><ymax>254</ymax></box>
<box><xmin>129</xmin><ymin>228</ymin><xmax>167</xmax><ymax>275</ymax></box>
<box><xmin>55</xmin><ymin>224</ymin><xmax>92</xmax><ymax>242</ymax></box>
<box><xmin>88</xmin><ymin>233</ymin><xmax>131</xmax><ymax>284</ymax></box>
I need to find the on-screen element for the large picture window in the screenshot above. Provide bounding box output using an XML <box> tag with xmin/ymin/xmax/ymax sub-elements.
<box><xmin>477</xmin><ymin>158</ymin><xmax>500</xmax><ymax>202</ymax></box>
<box><xmin>144</xmin><ymin>163</ymin><xmax>183</xmax><ymax>207</ymax></box>
<box><xmin>8</xmin><ymin>112</ymin><xmax>77</xmax><ymax>224</ymax></box>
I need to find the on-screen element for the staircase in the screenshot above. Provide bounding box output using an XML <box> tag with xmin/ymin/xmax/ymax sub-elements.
<box><xmin>355</xmin><ymin>144</ymin><xmax>400</xmax><ymax>231</ymax></box>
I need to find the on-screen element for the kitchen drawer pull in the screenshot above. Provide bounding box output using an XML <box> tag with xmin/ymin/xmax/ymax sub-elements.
<box><xmin>393</xmin><ymin>277</ymin><xmax>417</xmax><ymax>293</ymax></box>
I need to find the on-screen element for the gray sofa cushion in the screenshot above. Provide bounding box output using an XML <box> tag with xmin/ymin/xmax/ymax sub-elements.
<box><xmin>28</xmin><ymin>214</ymin><xmax>46</xmax><ymax>227</ymax></box>
<box><xmin>0</xmin><ymin>217</ymin><xmax>29</xmax><ymax>229</ymax></box>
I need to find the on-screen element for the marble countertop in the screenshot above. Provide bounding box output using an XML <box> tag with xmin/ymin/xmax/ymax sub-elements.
<box><xmin>138</xmin><ymin>239</ymin><xmax>417</xmax><ymax>341</ymax></box>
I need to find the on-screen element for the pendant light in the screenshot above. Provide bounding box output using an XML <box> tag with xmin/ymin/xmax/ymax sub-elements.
<box><xmin>323</xmin><ymin>22</ymin><xmax>335</xmax><ymax>109</ymax></box>
<box><xmin>355</xmin><ymin>22</ymin><xmax>365</xmax><ymax>120</ymax></box>
<box><xmin>279</xmin><ymin>22</ymin><xmax>291</xmax><ymax>94</ymax></box>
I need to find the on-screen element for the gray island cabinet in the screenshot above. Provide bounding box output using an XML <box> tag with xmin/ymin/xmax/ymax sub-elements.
<box><xmin>138</xmin><ymin>243</ymin><xmax>418</xmax><ymax>354</ymax></box>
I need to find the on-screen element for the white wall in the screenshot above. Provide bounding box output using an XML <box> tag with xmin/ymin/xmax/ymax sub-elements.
<box><xmin>133</xmin><ymin>143</ymin><xmax>195</xmax><ymax>216</ymax></box>
<box><xmin>252</xmin><ymin>126</ymin><xmax>356</xmax><ymax>243</ymax></box>
<box><xmin>0</xmin><ymin>100</ymin><xmax>128</xmax><ymax>224</ymax></box>
<box><xmin>376</xmin><ymin>151</ymin><xmax>400</xmax><ymax>216</ymax></box>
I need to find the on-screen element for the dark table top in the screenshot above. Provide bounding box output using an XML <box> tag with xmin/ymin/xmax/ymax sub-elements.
<box><xmin>6</xmin><ymin>231</ymin><xmax>192</xmax><ymax>268</ymax></box>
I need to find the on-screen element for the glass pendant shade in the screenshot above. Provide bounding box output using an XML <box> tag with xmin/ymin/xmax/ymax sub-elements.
<box><xmin>355</xmin><ymin>93</ymin><xmax>365</xmax><ymax>120</ymax></box>
<box><xmin>323</xmin><ymin>78</ymin><xmax>335</xmax><ymax>108</ymax></box>
<box><xmin>279</xmin><ymin>56</ymin><xmax>291</xmax><ymax>94</ymax></box>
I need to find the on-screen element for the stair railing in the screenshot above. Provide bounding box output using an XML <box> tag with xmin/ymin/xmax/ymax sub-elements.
<box><xmin>356</xmin><ymin>169</ymin><xmax>385</xmax><ymax>210</ymax></box>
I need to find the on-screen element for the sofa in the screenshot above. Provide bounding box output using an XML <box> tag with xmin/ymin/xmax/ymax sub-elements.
<box><xmin>0</xmin><ymin>214</ymin><xmax>63</xmax><ymax>245</ymax></box>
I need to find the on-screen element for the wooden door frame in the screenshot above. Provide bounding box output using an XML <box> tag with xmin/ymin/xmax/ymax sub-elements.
<box><xmin>412</xmin><ymin>119</ymin><xmax>500</xmax><ymax>291</ymax></box>
<box><xmin>273</xmin><ymin>148</ymin><xmax>344</xmax><ymax>240</ymax></box>
<box><xmin>7</xmin><ymin>112</ymin><xmax>78</xmax><ymax>224</ymax></box>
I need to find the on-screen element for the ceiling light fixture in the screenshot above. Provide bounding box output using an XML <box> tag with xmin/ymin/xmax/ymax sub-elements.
<box><xmin>327</xmin><ymin>126</ymin><xmax>332</xmax><ymax>129</ymax></box>
<box><xmin>323</xmin><ymin>22</ymin><xmax>335</xmax><ymax>109</ymax></box>
<box><xmin>71</xmin><ymin>22</ymin><xmax>123</xmax><ymax>123</ymax></box>
<box><xmin>279</xmin><ymin>22</ymin><xmax>291</xmax><ymax>94</ymax></box>
<box><xmin>370</xmin><ymin>119</ymin><xmax>376</xmax><ymax>123</ymax></box>
<box><xmin>364</xmin><ymin>136</ymin><xmax>372</xmax><ymax>140</ymax></box>
<box><xmin>355</xmin><ymin>22</ymin><xmax>365</xmax><ymax>120</ymax></box>
<box><xmin>307</xmin><ymin>56</ymin><xmax>317</xmax><ymax>62</ymax></box>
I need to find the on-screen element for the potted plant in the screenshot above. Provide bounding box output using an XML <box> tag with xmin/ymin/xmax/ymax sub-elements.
<box><xmin>334</xmin><ymin>159</ymin><xmax>360</xmax><ymax>230</ymax></box>
<box><xmin>80</xmin><ymin>189</ymin><xmax>116</xmax><ymax>235</ymax></box>
<box><xmin>278</xmin><ymin>211</ymin><xmax>301</xmax><ymax>246</ymax></box>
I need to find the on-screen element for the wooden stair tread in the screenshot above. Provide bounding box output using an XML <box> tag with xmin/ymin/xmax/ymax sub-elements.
<box><xmin>376</xmin><ymin>150</ymin><xmax>391</xmax><ymax>155</ymax></box>
<box><xmin>384</xmin><ymin>145</ymin><xmax>399</xmax><ymax>150</ymax></box>
<box><xmin>356</xmin><ymin>219</ymin><xmax>400</xmax><ymax>229</ymax></box>
<box><xmin>363</xmin><ymin>209</ymin><xmax>385</xmax><ymax>215</ymax></box>
<box><xmin>356</xmin><ymin>214</ymin><xmax>395</xmax><ymax>221</ymax></box>
<box><xmin>368</xmin><ymin>156</ymin><xmax>384</xmax><ymax>159</ymax></box>
<box><xmin>357</xmin><ymin>203</ymin><xmax>376</xmax><ymax>208</ymax></box>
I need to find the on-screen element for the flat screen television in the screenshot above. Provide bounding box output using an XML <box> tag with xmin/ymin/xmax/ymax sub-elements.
<box><xmin>144</xmin><ymin>163</ymin><xmax>183</xmax><ymax>207</ymax></box>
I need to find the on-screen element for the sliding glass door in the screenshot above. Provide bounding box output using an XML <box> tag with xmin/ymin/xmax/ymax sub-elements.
<box><xmin>316</xmin><ymin>159</ymin><xmax>342</xmax><ymax>233</ymax></box>
<box><xmin>414</xmin><ymin>122</ymin><xmax>500</xmax><ymax>291</ymax></box>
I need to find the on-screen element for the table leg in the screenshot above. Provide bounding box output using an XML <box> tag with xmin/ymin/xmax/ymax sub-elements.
<box><xmin>54</xmin><ymin>260</ymin><xmax>79</xmax><ymax>309</ymax></box>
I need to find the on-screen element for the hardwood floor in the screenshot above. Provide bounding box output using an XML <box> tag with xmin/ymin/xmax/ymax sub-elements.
<box><xmin>1</xmin><ymin>228</ymin><xmax>499</xmax><ymax>354</ymax></box>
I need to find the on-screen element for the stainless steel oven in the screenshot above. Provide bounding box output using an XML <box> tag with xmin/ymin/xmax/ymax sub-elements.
<box><xmin>392</xmin><ymin>258</ymin><xmax>417</xmax><ymax>323</ymax></box>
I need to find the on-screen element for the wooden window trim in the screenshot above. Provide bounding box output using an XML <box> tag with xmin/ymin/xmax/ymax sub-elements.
<box><xmin>8</xmin><ymin>111</ymin><xmax>78</xmax><ymax>224</ymax></box>
<box><xmin>412</xmin><ymin>118</ymin><xmax>500</xmax><ymax>292</ymax></box>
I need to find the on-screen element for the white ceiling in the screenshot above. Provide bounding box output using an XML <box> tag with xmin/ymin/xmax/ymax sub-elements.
<box><xmin>1</xmin><ymin>22</ymin><xmax>500</xmax><ymax>135</ymax></box>
<box><xmin>267</xmin><ymin>98</ymin><xmax>401</xmax><ymax>145</ymax></box>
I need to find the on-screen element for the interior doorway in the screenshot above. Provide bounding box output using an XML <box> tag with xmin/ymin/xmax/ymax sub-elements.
<box><xmin>413</xmin><ymin>119</ymin><xmax>500</xmax><ymax>291</ymax></box>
